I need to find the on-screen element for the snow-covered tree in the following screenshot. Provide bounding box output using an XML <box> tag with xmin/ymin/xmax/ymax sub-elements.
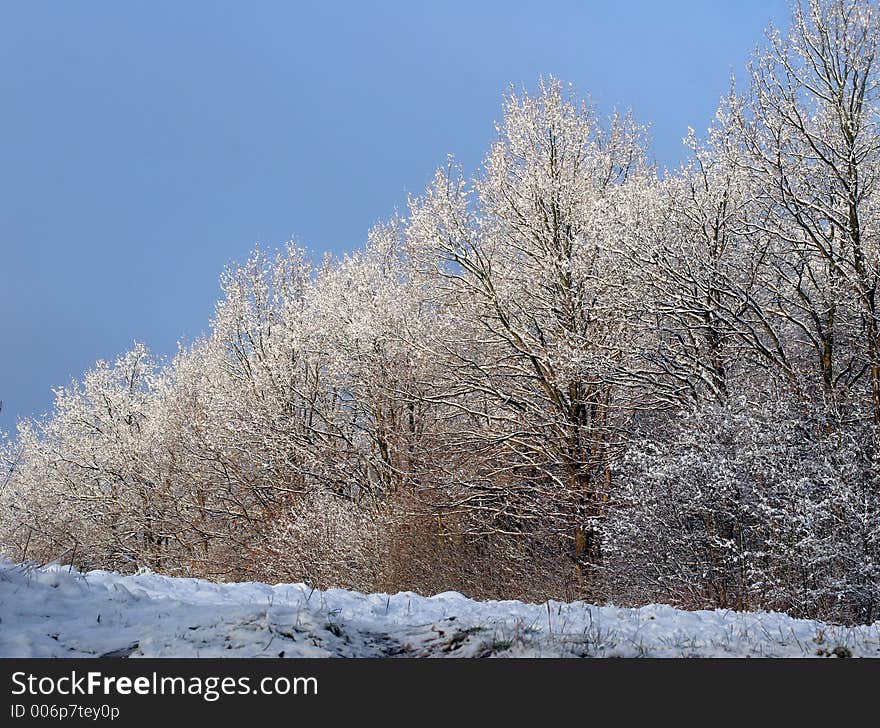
<box><xmin>732</xmin><ymin>0</ymin><xmax>880</xmax><ymax>417</ymax></box>
<box><xmin>407</xmin><ymin>79</ymin><xmax>652</xmax><ymax>578</ymax></box>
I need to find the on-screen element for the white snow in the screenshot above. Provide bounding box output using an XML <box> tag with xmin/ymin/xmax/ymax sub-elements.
<box><xmin>1</xmin><ymin>560</ymin><xmax>878</xmax><ymax>657</ymax></box>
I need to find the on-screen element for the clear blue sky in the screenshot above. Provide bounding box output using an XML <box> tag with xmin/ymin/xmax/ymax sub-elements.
<box><xmin>0</xmin><ymin>0</ymin><xmax>787</xmax><ymax>431</ymax></box>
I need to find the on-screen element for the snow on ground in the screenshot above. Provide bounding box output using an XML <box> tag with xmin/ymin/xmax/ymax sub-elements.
<box><xmin>1</xmin><ymin>560</ymin><xmax>879</xmax><ymax>657</ymax></box>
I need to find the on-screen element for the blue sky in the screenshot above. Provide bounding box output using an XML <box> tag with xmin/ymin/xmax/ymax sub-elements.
<box><xmin>0</xmin><ymin>0</ymin><xmax>787</xmax><ymax>430</ymax></box>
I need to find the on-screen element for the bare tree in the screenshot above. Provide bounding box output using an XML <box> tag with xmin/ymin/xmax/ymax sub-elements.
<box><xmin>407</xmin><ymin>79</ymin><xmax>651</xmax><ymax>578</ymax></box>
<box><xmin>733</xmin><ymin>0</ymin><xmax>880</xmax><ymax>417</ymax></box>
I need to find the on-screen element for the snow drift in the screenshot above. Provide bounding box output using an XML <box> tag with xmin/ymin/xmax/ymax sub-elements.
<box><xmin>2</xmin><ymin>561</ymin><xmax>879</xmax><ymax>658</ymax></box>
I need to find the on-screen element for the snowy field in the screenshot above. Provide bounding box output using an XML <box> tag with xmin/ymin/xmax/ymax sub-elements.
<box><xmin>1</xmin><ymin>560</ymin><xmax>878</xmax><ymax>658</ymax></box>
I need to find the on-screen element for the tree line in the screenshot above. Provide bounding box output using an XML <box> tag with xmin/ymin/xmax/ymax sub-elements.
<box><xmin>3</xmin><ymin>0</ymin><xmax>880</xmax><ymax>624</ymax></box>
